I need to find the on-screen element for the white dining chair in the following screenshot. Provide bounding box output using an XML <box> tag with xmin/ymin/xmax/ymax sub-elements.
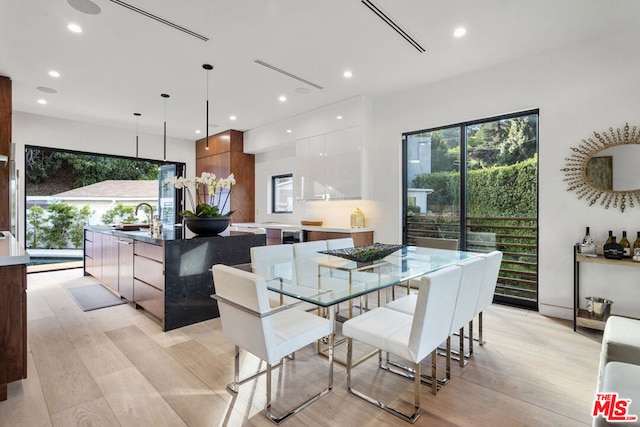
<box><xmin>326</xmin><ymin>237</ymin><xmax>355</xmax><ymax>250</ymax></box>
<box><xmin>292</xmin><ymin>240</ymin><xmax>353</xmax><ymax>291</ymax></box>
<box><xmin>211</xmin><ymin>264</ymin><xmax>334</xmax><ymax>425</ymax></box>
<box><xmin>342</xmin><ymin>265</ymin><xmax>462</xmax><ymax>423</ymax></box>
<box><xmin>251</xmin><ymin>244</ymin><xmax>316</xmax><ymax>310</ymax></box>
<box><xmin>383</xmin><ymin>259</ymin><xmax>483</xmax><ymax>384</ymax></box>
<box><xmin>448</xmin><ymin>257</ymin><xmax>486</xmax><ymax>367</ymax></box>
<box><xmin>470</xmin><ymin>251</ymin><xmax>503</xmax><ymax>352</ymax></box>
<box><xmin>401</xmin><ymin>236</ymin><xmax>459</xmax><ymax>295</ymax></box>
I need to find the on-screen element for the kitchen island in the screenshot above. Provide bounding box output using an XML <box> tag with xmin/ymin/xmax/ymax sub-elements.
<box><xmin>84</xmin><ymin>226</ymin><xmax>265</xmax><ymax>331</ymax></box>
<box><xmin>0</xmin><ymin>231</ymin><xmax>29</xmax><ymax>401</ymax></box>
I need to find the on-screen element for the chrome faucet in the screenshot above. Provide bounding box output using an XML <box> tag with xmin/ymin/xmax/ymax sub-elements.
<box><xmin>135</xmin><ymin>203</ymin><xmax>154</xmax><ymax>225</ymax></box>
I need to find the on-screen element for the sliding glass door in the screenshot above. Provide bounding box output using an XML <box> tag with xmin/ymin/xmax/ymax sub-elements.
<box><xmin>403</xmin><ymin>110</ymin><xmax>539</xmax><ymax>308</ymax></box>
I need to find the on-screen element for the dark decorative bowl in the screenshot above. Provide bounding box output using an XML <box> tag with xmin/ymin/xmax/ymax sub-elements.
<box><xmin>319</xmin><ymin>243</ymin><xmax>405</xmax><ymax>263</ymax></box>
<box><xmin>183</xmin><ymin>217</ymin><xmax>231</xmax><ymax>236</ymax></box>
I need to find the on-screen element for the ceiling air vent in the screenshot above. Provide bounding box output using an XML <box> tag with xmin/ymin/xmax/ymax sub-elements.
<box><xmin>108</xmin><ymin>0</ymin><xmax>209</xmax><ymax>41</ymax></box>
<box><xmin>254</xmin><ymin>60</ymin><xmax>323</xmax><ymax>90</ymax></box>
<box><xmin>361</xmin><ymin>0</ymin><xmax>425</xmax><ymax>53</ymax></box>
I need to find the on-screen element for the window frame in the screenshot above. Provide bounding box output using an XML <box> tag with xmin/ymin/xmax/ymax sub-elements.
<box><xmin>271</xmin><ymin>173</ymin><xmax>293</xmax><ymax>214</ymax></box>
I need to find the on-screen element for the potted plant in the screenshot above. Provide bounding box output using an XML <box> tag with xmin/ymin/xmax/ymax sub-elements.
<box><xmin>164</xmin><ymin>172</ymin><xmax>236</xmax><ymax>235</ymax></box>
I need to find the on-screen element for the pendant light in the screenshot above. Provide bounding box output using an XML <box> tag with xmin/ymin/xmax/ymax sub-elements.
<box><xmin>133</xmin><ymin>112</ymin><xmax>141</xmax><ymax>158</ymax></box>
<box><xmin>203</xmin><ymin>64</ymin><xmax>213</xmax><ymax>150</ymax></box>
<box><xmin>161</xmin><ymin>93</ymin><xmax>170</xmax><ymax>161</ymax></box>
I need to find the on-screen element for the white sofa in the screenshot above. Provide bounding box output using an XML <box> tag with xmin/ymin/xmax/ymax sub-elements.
<box><xmin>593</xmin><ymin>316</ymin><xmax>640</xmax><ymax>426</ymax></box>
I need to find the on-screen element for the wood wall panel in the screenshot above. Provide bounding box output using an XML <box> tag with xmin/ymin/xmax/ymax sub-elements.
<box><xmin>0</xmin><ymin>76</ymin><xmax>11</xmax><ymax>230</ymax></box>
<box><xmin>195</xmin><ymin>130</ymin><xmax>254</xmax><ymax>223</ymax></box>
<box><xmin>0</xmin><ymin>263</ymin><xmax>27</xmax><ymax>400</ymax></box>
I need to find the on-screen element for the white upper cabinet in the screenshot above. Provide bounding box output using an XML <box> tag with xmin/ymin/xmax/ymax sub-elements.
<box><xmin>295</xmin><ymin>126</ymin><xmax>363</xmax><ymax>201</ymax></box>
<box><xmin>248</xmin><ymin>96</ymin><xmax>372</xmax><ymax>201</ymax></box>
<box><xmin>341</xmin><ymin>125</ymin><xmax>362</xmax><ymax>199</ymax></box>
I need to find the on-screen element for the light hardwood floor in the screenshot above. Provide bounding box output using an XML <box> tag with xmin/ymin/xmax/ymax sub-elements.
<box><xmin>0</xmin><ymin>268</ymin><xmax>602</xmax><ymax>426</ymax></box>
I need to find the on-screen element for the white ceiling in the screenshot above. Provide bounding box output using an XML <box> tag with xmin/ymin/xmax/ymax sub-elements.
<box><xmin>2</xmin><ymin>0</ymin><xmax>640</xmax><ymax>141</ymax></box>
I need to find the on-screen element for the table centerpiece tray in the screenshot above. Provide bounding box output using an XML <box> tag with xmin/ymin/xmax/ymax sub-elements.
<box><xmin>319</xmin><ymin>243</ymin><xmax>405</xmax><ymax>263</ymax></box>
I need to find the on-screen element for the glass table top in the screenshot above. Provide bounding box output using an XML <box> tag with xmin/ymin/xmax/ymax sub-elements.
<box><xmin>247</xmin><ymin>246</ymin><xmax>484</xmax><ymax>307</ymax></box>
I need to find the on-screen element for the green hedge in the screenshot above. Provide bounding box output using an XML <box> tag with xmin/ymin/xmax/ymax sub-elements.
<box><xmin>412</xmin><ymin>157</ymin><xmax>537</xmax><ymax>217</ymax></box>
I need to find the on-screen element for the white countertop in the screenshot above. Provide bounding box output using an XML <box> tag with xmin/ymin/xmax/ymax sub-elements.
<box><xmin>232</xmin><ymin>222</ymin><xmax>374</xmax><ymax>233</ymax></box>
<box><xmin>0</xmin><ymin>231</ymin><xmax>30</xmax><ymax>266</ymax></box>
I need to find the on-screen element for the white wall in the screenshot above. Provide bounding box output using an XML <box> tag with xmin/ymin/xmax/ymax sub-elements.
<box><xmin>371</xmin><ymin>27</ymin><xmax>640</xmax><ymax>319</ymax></box>
<box><xmin>12</xmin><ymin>111</ymin><xmax>195</xmax><ymax>237</ymax></box>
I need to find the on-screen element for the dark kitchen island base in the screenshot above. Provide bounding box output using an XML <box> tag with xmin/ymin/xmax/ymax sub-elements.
<box><xmin>84</xmin><ymin>226</ymin><xmax>265</xmax><ymax>331</ymax></box>
<box><xmin>163</xmin><ymin>232</ymin><xmax>265</xmax><ymax>331</ymax></box>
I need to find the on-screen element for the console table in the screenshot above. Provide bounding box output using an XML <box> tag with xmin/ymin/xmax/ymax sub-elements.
<box><xmin>573</xmin><ymin>243</ymin><xmax>640</xmax><ymax>331</ymax></box>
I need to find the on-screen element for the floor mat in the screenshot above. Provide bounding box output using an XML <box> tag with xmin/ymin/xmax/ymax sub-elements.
<box><xmin>68</xmin><ymin>284</ymin><xmax>125</xmax><ymax>311</ymax></box>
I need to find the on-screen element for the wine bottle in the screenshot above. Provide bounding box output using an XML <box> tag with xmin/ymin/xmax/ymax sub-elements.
<box><xmin>634</xmin><ymin>232</ymin><xmax>640</xmax><ymax>257</ymax></box>
<box><xmin>621</xmin><ymin>231</ymin><xmax>631</xmax><ymax>257</ymax></box>
<box><xmin>605</xmin><ymin>230</ymin><xmax>613</xmax><ymax>245</ymax></box>
<box><xmin>581</xmin><ymin>227</ymin><xmax>596</xmax><ymax>255</ymax></box>
<box><xmin>604</xmin><ymin>236</ymin><xmax>624</xmax><ymax>260</ymax></box>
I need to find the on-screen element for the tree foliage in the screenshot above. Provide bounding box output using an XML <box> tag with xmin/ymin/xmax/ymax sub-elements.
<box><xmin>26</xmin><ymin>148</ymin><xmax>159</xmax><ymax>194</ymax></box>
<box><xmin>101</xmin><ymin>203</ymin><xmax>140</xmax><ymax>225</ymax></box>
<box><xmin>26</xmin><ymin>203</ymin><xmax>95</xmax><ymax>249</ymax></box>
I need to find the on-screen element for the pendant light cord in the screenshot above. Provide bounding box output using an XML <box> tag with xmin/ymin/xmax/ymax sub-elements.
<box><xmin>161</xmin><ymin>93</ymin><xmax>170</xmax><ymax>161</ymax></box>
<box><xmin>203</xmin><ymin>64</ymin><xmax>213</xmax><ymax>150</ymax></box>
<box><xmin>134</xmin><ymin>112</ymin><xmax>141</xmax><ymax>158</ymax></box>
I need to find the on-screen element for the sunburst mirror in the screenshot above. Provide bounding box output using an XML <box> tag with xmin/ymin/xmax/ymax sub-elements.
<box><xmin>562</xmin><ymin>123</ymin><xmax>640</xmax><ymax>212</ymax></box>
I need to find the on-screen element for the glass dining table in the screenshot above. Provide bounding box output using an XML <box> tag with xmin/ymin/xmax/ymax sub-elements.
<box><xmin>248</xmin><ymin>245</ymin><xmax>483</xmax><ymax>309</ymax></box>
<box><xmin>234</xmin><ymin>245</ymin><xmax>484</xmax><ymax>365</ymax></box>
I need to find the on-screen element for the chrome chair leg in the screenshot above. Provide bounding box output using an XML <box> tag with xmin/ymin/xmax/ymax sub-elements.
<box><xmin>347</xmin><ymin>338</ymin><xmax>422</xmax><ymax>423</ymax></box>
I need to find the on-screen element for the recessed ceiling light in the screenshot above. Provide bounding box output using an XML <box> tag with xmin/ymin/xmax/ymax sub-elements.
<box><xmin>37</xmin><ymin>99</ymin><xmax>47</xmax><ymax>105</ymax></box>
<box><xmin>48</xmin><ymin>70</ymin><xmax>61</xmax><ymax>78</ymax></box>
<box><xmin>67</xmin><ymin>23</ymin><xmax>83</xmax><ymax>33</ymax></box>
<box><xmin>453</xmin><ymin>27</ymin><xmax>466</xmax><ymax>38</ymax></box>
<box><xmin>195</xmin><ymin>129</ymin><xmax>201</xmax><ymax>134</ymax></box>
<box><xmin>229</xmin><ymin>115</ymin><xmax>237</xmax><ymax>121</ymax></box>
<box><xmin>336</xmin><ymin>115</ymin><xmax>343</xmax><ymax>120</ymax></box>
<box><xmin>295</xmin><ymin>87</ymin><xmax>311</xmax><ymax>94</ymax></box>
<box><xmin>37</xmin><ymin>87</ymin><xmax>57</xmax><ymax>94</ymax></box>
<box><xmin>278</xmin><ymin>95</ymin><xmax>287</xmax><ymax>102</ymax></box>
<box><xmin>286</xmin><ymin>129</ymin><xmax>292</xmax><ymax>133</ymax></box>
<box><xmin>67</xmin><ymin>0</ymin><xmax>101</xmax><ymax>15</ymax></box>
<box><xmin>343</xmin><ymin>70</ymin><xmax>353</xmax><ymax>78</ymax></box>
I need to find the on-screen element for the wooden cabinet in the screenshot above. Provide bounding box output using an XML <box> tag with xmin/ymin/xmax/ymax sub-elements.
<box><xmin>134</xmin><ymin>241</ymin><xmax>164</xmax><ymax>320</ymax></box>
<box><xmin>305</xmin><ymin>230</ymin><xmax>373</xmax><ymax>247</ymax></box>
<box><xmin>84</xmin><ymin>230</ymin><xmax>103</xmax><ymax>280</ymax></box>
<box><xmin>118</xmin><ymin>238</ymin><xmax>134</xmax><ymax>301</ymax></box>
<box><xmin>195</xmin><ymin>130</ymin><xmax>255</xmax><ymax>223</ymax></box>
<box><xmin>0</xmin><ymin>264</ymin><xmax>26</xmax><ymax>401</ymax></box>
<box><xmin>101</xmin><ymin>233</ymin><xmax>119</xmax><ymax>293</ymax></box>
<box><xmin>266</xmin><ymin>228</ymin><xmax>282</xmax><ymax>246</ymax></box>
<box><xmin>0</xmin><ymin>76</ymin><xmax>11</xmax><ymax>230</ymax></box>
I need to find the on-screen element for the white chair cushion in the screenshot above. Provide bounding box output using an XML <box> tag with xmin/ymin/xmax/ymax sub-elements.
<box><xmin>601</xmin><ymin>316</ymin><xmax>640</xmax><ymax>366</ymax></box>
<box><xmin>342</xmin><ymin>307</ymin><xmax>415</xmax><ymax>362</ymax></box>
<box><xmin>384</xmin><ymin>293</ymin><xmax>417</xmax><ymax>315</ymax></box>
<box><xmin>271</xmin><ymin>308</ymin><xmax>332</xmax><ymax>363</ymax></box>
<box><xmin>594</xmin><ymin>362</ymin><xmax>640</xmax><ymax>426</ymax></box>
<box><xmin>598</xmin><ymin>316</ymin><xmax>640</xmax><ymax>387</ymax></box>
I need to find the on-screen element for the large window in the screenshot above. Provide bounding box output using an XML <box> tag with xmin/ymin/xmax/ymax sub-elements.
<box><xmin>403</xmin><ymin>110</ymin><xmax>539</xmax><ymax>308</ymax></box>
<box><xmin>24</xmin><ymin>145</ymin><xmax>184</xmax><ymax>267</ymax></box>
<box><xmin>271</xmin><ymin>173</ymin><xmax>293</xmax><ymax>214</ymax></box>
